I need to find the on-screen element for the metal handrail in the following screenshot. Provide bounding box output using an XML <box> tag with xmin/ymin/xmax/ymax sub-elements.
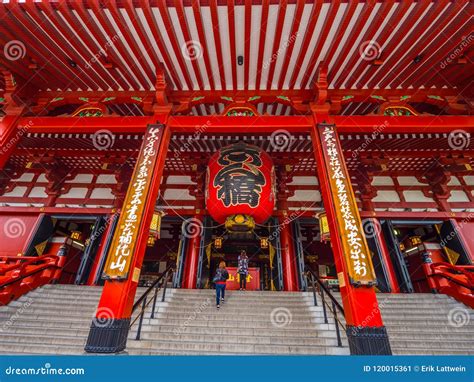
<box><xmin>305</xmin><ymin>268</ymin><xmax>346</xmax><ymax>347</ymax></box>
<box><xmin>130</xmin><ymin>266</ymin><xmax>174</xmax><ymax>340</ymax></box>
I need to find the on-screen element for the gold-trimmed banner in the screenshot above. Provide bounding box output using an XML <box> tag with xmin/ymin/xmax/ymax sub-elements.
<box><xmin>102</xmin><ymin>125</ymin><xmax>164</xmax><ymax>280</ymax></box>
<box><xmin>318</xmin><ymin>123</ymin><xmax>376</xmax><ymax>286</ymax></box>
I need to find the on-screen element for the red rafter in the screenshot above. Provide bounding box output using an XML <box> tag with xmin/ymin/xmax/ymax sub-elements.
<box><xmin>364</xmin><ymin>0</ymin><xmax>431</xmax><ymax>89</ymax></box>
<box><xmin>300</xmin><ymin>0</ymin><xmax>341</xmax><ymax>89</ymax></box>
<box><xmin>278</xmin><ymin>0</ymin><xmax>308</xmax><ymax>89</ymax></box>
<box><xmin>243</xmin><ymin>0</ymin><xmax>252</xmax><ymax>90</ymax></box>
<box><xmin>173</xmin><ymin>0</ymin><xmax>205</xmax><ymax>89</ymax></box>
<box><xmin>138</xmin><ymin>0</ymin><xmax>183</xmax><ymax>89</ymax></box>
<box><xmin>406</xmin><ymin>17</ymin><xmax>473</xmax><ymax>89</ymax></box>
<box><xmin>157</xmin><ymin>0</ymin><xmax>195</xmax><ymax>90</ymax></box>
<box><xmin>86</xmin><ymin>0</ymin><xmax>149</xmax><ymax>89</ymax></box>
<box><xmin>327</xmin><ymin>0</ymin><xmax>376</xmax><ymax>89</ymax></box>
<box><xmin>288</xmin><ymin>0</ymin><xmax>323</xmax><ymax>89</ymax></box>
<box><xmin>334</xmin><ymin>0</ymin><xmax>395</xmax><ymax>89</ymax></box>
<box><xmin>353</xmin><ymin>0</ymin><xmax>414</xmax><ymax>89</ymax></box>
<box><xmin>209</xmin><ymin>0</ymin><xmax>227</xmax><ymax>90</ymax></box>
<box><xmin>191</xmin><ymin>1</ymin><xmax>216</xmax><ymax>89</ymax></box>
<box><xmin>66</xmin><ymin>1</ymin><xmax>138</xmax><ymax>90</ymax></box>
<box><xmin>254</xmin><ymin>0</ymin><xmax>270</xmax><ymax>90</ymax></box>
<box><xmin>266</xmin><ymin>0</ymin><xmax>288</xmax><ymax>89</ymax></box>
<box><xmin>227</xmin><ymin>0</ymin><xmax>238</xmax><ymax>89</ymax></box>
<box><xmin>378</xmin><ymin>0</ymin><xmax>450</xmax><ymax>89</ymax></box>
<box><xmin>6</xmin><ymin>1</ymin><xmax>87</xmax><ymax>90</ymax></box>
<box><xmin>55</xmin><ymin>1</ymin><xmax>128</xmax><ymax>90</ymax></box>
<box><xmin>34</xmin><ymin>1</ymin><xmax>111</xmax><ymax>91</ymax></box>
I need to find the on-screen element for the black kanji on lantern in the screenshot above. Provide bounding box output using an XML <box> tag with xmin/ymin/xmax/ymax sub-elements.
<box><xmin>214</xmin><ymin>144</ymin><xmax>265</xmax><ymax>207</ymax></box>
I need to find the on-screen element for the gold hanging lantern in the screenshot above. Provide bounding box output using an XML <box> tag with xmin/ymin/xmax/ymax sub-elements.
<box><xmin>260</xmin><ymin>237</ymin><xmax>269</xmax><ymax>249</ymax></box>
<box><xmin>147</xmin><ymin>211</ymin><xmax>165</xmax><ymax>247</ymax></box>
<box><xmin>317</xmin><ymin>212</ymin><xmax>330</xmax><ymax>242</ymax></box>
<box><xmin>214</xmin><ymin>237</ymin><xmax>223</xmax><ymax>249</ymax></box>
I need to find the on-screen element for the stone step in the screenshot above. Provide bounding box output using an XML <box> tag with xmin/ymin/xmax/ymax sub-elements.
<box><xmin>384</xmin><ymin>324</ymin><xmax>474</xmax><ymax>333</ymax></box>
<box><xmin>131</xmin><ymin>324</ymin><xmax>342</xmax><ymax>338</ymax></box>
<box><xmin>391</xmin><ymin>348</ymin><xmax>474</xmax><ymax>355</ymax></box>
<box><xmin>124</xmin><ymin>339</ymin><xmax>349</xmax><ymax>355</ymax></box>
<box><xmin>141</xmin><ymin>311</ymin><xmax>325</xmax><ymax>321</ymax></box>
<box><xmin>139</xmin><ymin>317</ymin><xmax>318</xmax><ymax>330</ymax></box>
<box><xmin>0</xmin><ymin>311</ymin><xmax>96</xmax><ymax>320</ymax></box>
<box><xmin>390</xmin><ymin>339</ymin><xmax>474</xmax><ymax>350</ymax></box>
<box><xmin>0</xmin><ymin>334</ymin><xmax>85</xmax><ymax>347</ymax></box>
<box><xmin>128</xmin><ymin>332</ymin><xmax>346</xmax><ymax>347</ymax></box>
<box><xmin>4</xmin><ymin>326</ymin><xmax>90</xmax><ymax>337</ymax></box>
<box><xmin>0</xmin><ymin>317</ymin><xmax>92</xmax><ymax>328</ymax></box>
<box><xmin>0</xmin><ymin>342</ymin><xmax>83</xmax><ymax>355</ymax></box>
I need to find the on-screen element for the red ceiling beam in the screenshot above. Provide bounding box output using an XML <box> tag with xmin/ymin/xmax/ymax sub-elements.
<box><xmin>19</xmin><ymin>115</ymin><xmax>474</xmax><ymax>134</ymax></box>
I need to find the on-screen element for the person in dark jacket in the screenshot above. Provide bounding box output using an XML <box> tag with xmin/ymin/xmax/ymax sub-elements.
<box><xmin>237</xmin><ymin>250</ymin><xmax>249</xmax><ymax>291</ymax></box>
<box><xmin>213</xmin><ymin>261</ymin><xmax>229</xmax><ymax>309</ymax></box>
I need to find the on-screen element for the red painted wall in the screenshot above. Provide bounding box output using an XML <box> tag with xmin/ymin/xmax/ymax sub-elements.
<box><xmin>456</xmin><ymin>221</ymin><xmax>474</xmax><ymax>262</ymax></box>
<box><xmin>0</xmin><ymin>214</ymin><xmax>39</xmax><ymax>256</ymax></box>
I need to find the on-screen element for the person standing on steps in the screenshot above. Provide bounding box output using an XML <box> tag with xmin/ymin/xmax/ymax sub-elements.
<box><xmin>213</xmin><ymin>261</ymin><xmax>229</xmax><ymax>309</ymax></box>
<box><xmin>237</xmin><ymin>250</ymin><xmax>249</xmax><ymax>291</ymax></box>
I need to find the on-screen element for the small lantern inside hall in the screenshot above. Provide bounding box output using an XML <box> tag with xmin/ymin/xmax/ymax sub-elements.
<box><xmin>317</xmin><ymin>212</ymin><xmax>330</xmax><ymax>242</ymax></box>
<box><xmin>147</xmin><ymin>211</ymin><xmax>165</xmax><ymax>247</ymax></box>
<box><xmin>214</xmin><ymin>237</ymin><xmax>223</xmax><ymax>249</ymax></box>
<box><xmin>205</xmin><ymin>142</ymin><xmax>276</xmax><ymax>232</ymax></box>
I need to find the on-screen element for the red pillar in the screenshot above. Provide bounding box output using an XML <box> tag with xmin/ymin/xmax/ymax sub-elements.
<box><xmin>182</xmin><ymin>215</ymin><xmax>203</xmax><ymax>289</ymax></box>
<box><xmin>310</xmin><ymin>116</ymin><xmax>391</xmax><ymax>355</ymax></box>
<box><xmin>279</xmin><ymin>216</ymin><xmax>298</xmax><ymax>291</ymax></box>
<box><xmin>85</xmin><ymin>123</ymin><xmax>171</xmax><ymax>353</ymax></box>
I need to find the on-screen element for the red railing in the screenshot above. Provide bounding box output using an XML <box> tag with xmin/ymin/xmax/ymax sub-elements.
<box><xmin>0</xmin><ymin>254</ymin><xmax>64</xmax><ymax>305</ymax></box>
<box><xmin>427</xmin><ymin>262</ymin><xmax>474</xmax><ymax>308</ymax></box>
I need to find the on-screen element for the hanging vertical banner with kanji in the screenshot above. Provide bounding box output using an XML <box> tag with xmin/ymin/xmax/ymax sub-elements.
<box><xmin>103</xmin><ymin>125</ymin><xmax>164</xmax><ymax>280</ymax></box>
<box><xmin>317</xmin><ymin>123</ymin><xmax>376</xmax><ymax>285</ymax></box>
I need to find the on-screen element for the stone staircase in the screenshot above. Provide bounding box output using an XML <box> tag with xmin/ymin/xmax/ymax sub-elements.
<box><xmin>376</xmin><ymin>293</ymin><xmax>474</xmax><ymax>355</ymax></box>
<box><xmin>0</xmin><ymin>284</ymin><xmax>472</xmax><ymax>355</ymax></box>
<box><xmin>329</xmin><ymin>292</ymin><xmax>474</xmax><ymax>355</ymax></box>
<box><xmin>126</xmin><ymin>289</ymin><xmax>349</xmax><ymax>355</ymax></box>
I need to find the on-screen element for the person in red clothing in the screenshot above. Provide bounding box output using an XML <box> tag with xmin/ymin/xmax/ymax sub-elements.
<box><xmin>213</xmin><ymin>261</ymin><xmax>229</xmax><ymax>309</ymax></box>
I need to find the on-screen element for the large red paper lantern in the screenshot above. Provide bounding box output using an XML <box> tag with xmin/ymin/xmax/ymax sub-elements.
<box><xmin>205</xmin><ymin>143</ymin><xmax>276</xmax><ymax>226</ymax></box>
